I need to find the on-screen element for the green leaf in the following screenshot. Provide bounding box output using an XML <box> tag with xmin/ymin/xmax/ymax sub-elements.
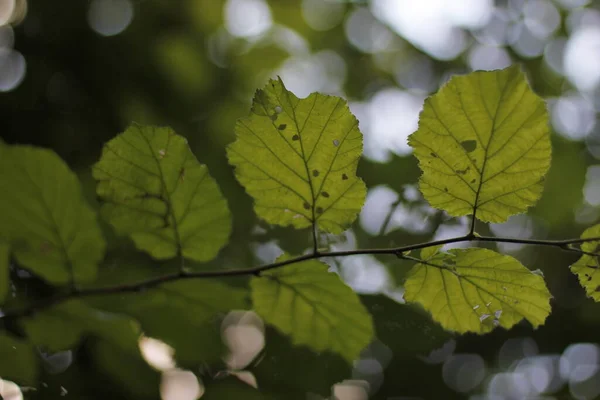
<box><xmin>0</xmin><ymin>241</ymin><xmax>9</xmax><ymax>303</ymax></box>
<box><xmin>20</xmin><ymin>300</ymin><xmax>141</xmax><ymax>352</ymax></box>
<box><xmin>570</xmin><ymin>224</ymin><xmax>600</xmax><ymax>301</ymax></box>
<box><xmin>420</xmin><ymin>245</ymin><xmax>442</xmax><ymax>261</ymax></box>
<box><xmin>93</xmin><ymin>124</ymin><xmax>231</xmax><ymax>262</ymax></box>
<box><xmin>408</xmin><ymin>66</ymin><xmax>551</xmax><ymax>223</ymax></box>
<box><xmin>89</xmin><ymin>280</ymin><xmax>249</xmax><ymax>366</ymax></box>
<box><xmin>0</xmin><ymin>146</ymin><xmax>105</xmax><ymax>284</ymax></box>
<box><xmin>404</xmin><ymin>248</ymin><xmax>551</xmax><ymax>333</ymax></box>
<box><xmin>227</xmin><ymin>78</ymin><xmax>366</xmax><ymax>234</ymax></box>
<box><xmin>0</xmin><ymin>333</ymin><xmax>37</xmax><ymax>385</ymax></box>
<box><xmin>250</xmin><ymin>254</ymin><xmax>374</xmax><ymax>362</ymax></box>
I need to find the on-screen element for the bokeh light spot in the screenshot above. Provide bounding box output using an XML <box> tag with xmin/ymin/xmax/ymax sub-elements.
<box><xmin>87</xmin><ymin>0</ymin><xmax>134</xmax><ymax>37</ymax></box>
<box><xmin>0</xmin><ymin>47</ymin><xmax>25</xmax><ymax>92</ymax></box>
<box><xmin>224</xmin><ymin>0</ymin><xmax>272</xmax><ymax>38</ymax></box>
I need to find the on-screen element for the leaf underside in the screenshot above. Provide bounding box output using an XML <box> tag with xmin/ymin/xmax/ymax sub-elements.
<box><xmin>250</xmin><ymin>254</ymin><xmax>374</xmax><ymax>362</ymax></box>
<box><xmin>408</xmin><ymin>65</ymin><xmax>551</xmax><ymax>223</ymax></box>
<box><xmin>571</xmin><ymin>224</ymin><xmax>600</xmax><ymax>301</ymax></box>
<box><xmin>93</xmin><ymin>124</ymin><xmax>231</xmax><ymax>262</ymax></box>
<box><xmin>228</xmin><ymin>78</ymin><xmax>366</xmax><ymax>234</ymax></box>
<box><xmin>404</xmin><ymin>248</ymin><xmax>551</xmax><ymax>333</ymax></box>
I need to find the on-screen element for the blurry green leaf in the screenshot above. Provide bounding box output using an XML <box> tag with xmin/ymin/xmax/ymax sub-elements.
<box><xmin>0</xmin><ymin>333</ymin><xmax>37</xmax><ymax>385</ymax></box>
<box><xmin>531</xmin><ymin>138</ymin><xmax>586</xmax><ymax>227</ymax></box>
<box><xmin>93</xmin><ymin>124</ymin><xmax>231</xmax><ymax>262</ymax></box>
<box><xmin>570</xmin><ymin>224</ymin><xmax>600</xmax><ymax>301</ymax></box>
<box><xmin>408</xmin><ymin>65</ymin><xmax>551</xmax><ymax>223</ymax></box>
<box><xmin>90</xmin><ymin>339</ymin><xmax>161</xmax><ymax>399</ymax></box>
<box><xmin>228</xmin><ymin>79</ymin><xmax>366</xmax><ymax>233</ymax></box>
<box><xmin>90</xmin><ymin>280</ymin><xmax>248</xmax><ymax>366</ymax></box>
<box><xmin>250</xmin><ymin>254</ymin><xmax>373</xmax><ymax>362</ymax></box>
<box><xmin>252</xmin><ymin>327</ymin><xmax>350</xmax><ymax>397</ymax></box>
<box><xmin>404</xmin><ymin>248</ymin><xmax>551</xmax><ymax>333</ymax></box>
<box><xmin>0</xmin><ymin>241</ymin><xmax>9</xmax><ymax>303</ymax></box>
<box><xmin>361</xmin><ymin>295</ymin><xmax>451</xmax><ymax>355</ymax></box>
<box><xmin>0</xmin><ymin>146</ymin><xmax>105</xmax><ymax>284</ymax></box>
<box><xmin>20</xmin><ymin>300</ymin><xmax>141</xmax><ymax>352</ymax></box>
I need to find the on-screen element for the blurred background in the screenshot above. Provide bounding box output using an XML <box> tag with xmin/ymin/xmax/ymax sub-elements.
<box><xmin>2</xmin><ymin>0</ymin><xmax>600</xmax><ymax>399</ymax></box>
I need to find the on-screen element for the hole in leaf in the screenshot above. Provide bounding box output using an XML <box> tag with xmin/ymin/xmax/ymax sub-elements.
<box><xmin>342</xmin><ymin>174</ymin><xmax>348</xmax><ymax>180</ymax></box>
<box><xmin>303</xmin><ymin>202</ymin><xmax>310</xmax><ymax>210</ymax></box>
<box><xmin>292</xmin><ymin>135</ymin><xmax>299</xmax><ymax>141</ymax></box>
<box><xmin>333</xmin><ymin>139</ymin><xmax>340</xmax><ymax>147</ymax></box>
<box><xmin>316</xmin><ymin>207</ymin><xmax>323</xmax><ymax>214</ymax></box>
<box><xmin>312</xmin><ymin>170</ymin><xmax>319</xmax><ymax>177</ymax></box>
<box><xmin>444</xmin><ymin>187</ymin><xmax>448</xmax><ymax>192</ymax></box>
<box><xmin>460</xmin><ymin>140</ymin><xmax>477</xmax><ymax>152</ymax></box>
<box><xmin>270</xmin><ymin>114</ymin><xmax>278</xmax><ymax>121</ymax></box>
<box><xmin>322</xmin><ymin>191</ymin><xmax>330</xmax><ymax>198</ymax></box>
<box><xmin>278</xmin><ymin>124</ymin><xmax>287</xmax><ymax>130</ymax></box>
<box><xmin>455</xmin><ymin>167</ymin><xmax>469</xmax><ymax>175</ymax></box>
<box><xmin>274</xmin><ymin>106</ymin><xmax>282</xmax><ymax>113</ymax></box>
<box><xmin>430</xmin><ymin>152</ymin><xmax>438</xmax><ymax>158</ymax></box>
<box><xmin>471</xmin><ymin>179</ymin><xmax>476</xmax><ymax>184</ymax></box>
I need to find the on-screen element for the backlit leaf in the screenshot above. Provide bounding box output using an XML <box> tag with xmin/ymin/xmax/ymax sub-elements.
<box><xmin>408</xmin><ymin>66</ymin><xmax>551</xmax><ymax>223</ymax></box>
<box><xmin>250</xmin><ymin>254</ymin><xmax>374</xmax><ymax>362</ymax></box>
<box><xmin>0</xmin><ymin>146</ymin><xmax>105</xmax><ymax>284</ymax></box>
<box><xmin>93</xmin><ymin>124</ymin><xmax>231</xmax><ymax>262</ymax></box>
<box><xmin>570</xmin><ymin>224</ymin><xmax>600</xmax><ymax>301</ymax></box>
<box><xmin>228</xmin><ymin>79</ymin><xmax>366</xmax><ymax>233</ymax></box>
<box><xmin>404</xmin><ymin>248</ymin><xmax>551</xmax><ymax>333</ymax></box>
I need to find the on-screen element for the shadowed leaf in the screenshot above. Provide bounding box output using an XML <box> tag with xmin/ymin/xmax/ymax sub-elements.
<box><xmin>0</xmin><ymin>241</ymin><xmax>9</xmax><ymax>304</ymax></box>
<box><xmin>0</xmin><ymin>146</ymin><xmax>105</xmax><ymax>284</ymax></box>
<box><xmin>0</xmin><ymin>333</ymin><xmax>37</xmax><ymax>385</ymax></box>
<box><xmin>93</xmin><ymin>124</ymin><xmax>231</xmax><ymax>262</ymax></box>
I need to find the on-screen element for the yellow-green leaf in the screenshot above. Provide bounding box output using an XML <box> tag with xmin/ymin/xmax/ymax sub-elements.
<box><xmin>250</xmin><ymin>254</ymin><xmax>373</xmax><ymax>362</ymax></box>
<box><xmin>421</xmin><ymin>245</ymin><xmax>442</xmax><ymax>260</ymax></box>
<box><xmin>93</xmin><ymin>124</ymin><xmax>231</xmax><ymax>262</ymax></box>
<box><xmin>228</xmin><ymin>79</ymin><xmax>366</xmax><ymax>234</ymax></box>
<box><xmin>408</xmin><ymin>66</ymin><xmax>551</xmax><ymax>223</ymax></box>
<box><xmin>570</xmin><ymin>224</ymin><xmax>600</xmax><ymax>301</ymax></box>
<box><xmin>404</xmin><ymin>248</ymin><xmax>551</xmax><ymax>333</ymax></box>
<box><xmin>0</xmin><ymin>146</ymin><xmax>105</xmax><ymax>284</ymax></box>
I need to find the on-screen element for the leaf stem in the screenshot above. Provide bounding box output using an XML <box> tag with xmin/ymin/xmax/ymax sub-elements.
<box><xmin>2</xmin><ymin>234</ymin><xmax>600</xmax><ymax>322</ymax></box>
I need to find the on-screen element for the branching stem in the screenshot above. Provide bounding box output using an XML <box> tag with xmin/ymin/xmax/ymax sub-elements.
<box><xmin>2</xmin><ymin>234</ymin><xmax>600</xmax><ymax>323</ymax></box>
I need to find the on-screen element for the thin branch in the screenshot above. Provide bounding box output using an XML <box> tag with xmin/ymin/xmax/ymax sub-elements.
<box><xmin>2</xmin><ymin>234</ymin><xmax>600</xmax><ymax>323</ymax></box>
<box><xmin>378</xmin><ymin>199</ymin><xmax>402</xmax><ymax>236</ymax></box>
